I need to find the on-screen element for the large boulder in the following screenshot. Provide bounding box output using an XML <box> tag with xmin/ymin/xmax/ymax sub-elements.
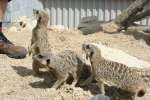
<box><xmin>90</xmin><ymin>95</ymin><xmax>110</xmax><ymax>100</ymax></box>
<box><xmin>78</xmin><ymin>16</ymin><xmax>104</xmax><ymax>35</ymax></box>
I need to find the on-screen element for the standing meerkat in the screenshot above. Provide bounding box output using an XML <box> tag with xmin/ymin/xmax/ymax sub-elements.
<box><xmin>29</xmin><ymin>9</ymin><xmax>51</xmax><ymax>75</ymax></box>
<box><xmin>82</xmin><ymin>43</ymin><xmax>147</xmax><ymax>99</ymax></box>
<box><xmin>33</xmin><ymin>50</ymin><xmax>86</xmax><ymax>89</ymax></box>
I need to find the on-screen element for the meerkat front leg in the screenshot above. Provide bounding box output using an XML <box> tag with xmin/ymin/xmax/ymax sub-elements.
<box><xmin>32</xmin><ymin>59</ymin><xmax>40</xmax><ymax>76</ymax></box>
<box><xmin>71</xmin><ymin>72</ymin><xmax>78</xmax><ymax>87</ymax></box>
<box><xmin>52</xmin><ymin>73</ymin><xmax>69</xmax><ymax>89</ymax></box>
<box><xmin>80</xmin><ymin>63</ymin><xmax>94</xmax><ymax>86</ymax></box>
<box><xmin>28</xmin><ymin>42</ymin><xmax>37</xmax><ymax>55</ymax></box>
<box><xmin>80</xmin><ymin>74</ymin><xmax>94</xmax><ymax>86</ymax></box>
<box><xmin>97</xmin><ymin>80</ymin><xmax>105</xmax><ymax>95</ymax></box>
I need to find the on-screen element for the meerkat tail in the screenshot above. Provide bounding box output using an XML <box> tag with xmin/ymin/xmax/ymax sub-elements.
<box><xmin>133</xmin><ymin>68</ymin><xmax>150</xmax><ymax>76</ymax></box>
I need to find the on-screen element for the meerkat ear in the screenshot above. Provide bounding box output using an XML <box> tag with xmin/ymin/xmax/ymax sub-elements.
<box><xmin>33</xmin><ymin>9</ymin><xmax>38</xmax><ymax>14</ymax></box>
<box><xmin>33</xmin><ymin>9</ymin><xmax>36</xmax><ymax>12</ymax></box>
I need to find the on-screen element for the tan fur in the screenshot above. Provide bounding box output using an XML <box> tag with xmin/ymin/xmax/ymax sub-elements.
<box><xmin>29</xmin><ymin>9</ymin><xmax>51</xmax><ymax>75</ymax></box>
<box><xmin>82</xmin><ymin>43</ymin><xmax>147</xmax><ymax>99</ymax></box>
<box><xmin>33</xmin><ymin>50</ymin><xmax>86</xmax><ymax>89</ymax></box>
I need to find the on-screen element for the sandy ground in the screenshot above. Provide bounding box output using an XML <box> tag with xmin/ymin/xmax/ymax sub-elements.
<box><xmin>0</xmin><ymin>28</ymin><xmax>150</xmax><ymax>100</ymax></box>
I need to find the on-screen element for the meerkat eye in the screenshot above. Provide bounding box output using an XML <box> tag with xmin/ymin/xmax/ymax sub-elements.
<box><xmin>86</xmin><ymin>44</ymin><xmax>90</xmax><ymax>49</ymax></box>
<box><xmin>19</xmin><ymin>21</ymin><xmax>23</xmax><ymax>26</ymax></box>
<box><xmin>36</xmin><ymin>10</ymin><xmax>39</xmax><ymax>14</ymax></box>
<box><xmin>38</xmin><ymin>54</ymin><xmax>43</xmax><ymax>58</ymax></box>
<box><xmin>47</xmin><ymin>59</ymin><xmax>50</xmax><ymax>65</ymax></box>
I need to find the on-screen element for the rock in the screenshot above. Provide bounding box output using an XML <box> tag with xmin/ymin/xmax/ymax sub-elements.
<box><xmin>78</xmin><ymin>16</ymin><xmax>103</xmax><ymax>35</ymax></box>
<box><xmin>90</xmin><ymin>95</ymin><xmax>110</xmax><ymax>100</ymax></box>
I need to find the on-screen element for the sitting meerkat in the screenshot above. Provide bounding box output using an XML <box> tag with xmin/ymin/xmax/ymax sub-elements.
<box><xmin>29</xmin><ymin>9</ymin><xmax>51</xmax><ymax>75</ymax></box>
<box><xmin>33</xmin><ymin>50</ymin><xmax>86</xmax><ymax>89</ymax></box>
<box><xmin>82</xmin><ymin>43</ymin><xmax>147</xmax><ymax>99</ymax></box>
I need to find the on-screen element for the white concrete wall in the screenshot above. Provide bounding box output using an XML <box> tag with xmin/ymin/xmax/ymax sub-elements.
<box><xmin>4</xmin><ymin>0</ymin><xmax>150</xmax><ymax>28</ymax></box>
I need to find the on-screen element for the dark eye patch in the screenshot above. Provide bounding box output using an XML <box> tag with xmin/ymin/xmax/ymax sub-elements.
<box><xmin>38</xmin><ymin>54</ymin><xmax>43</xmax><ymax>58</ymax></box>
<box><xmin>86</xmin><ymin>44</ymin><xmax>90</xmax><ymax>49</ymax></box>
<box><xmin>47</xmin><ymin>59</ymin><xmax>50</xmax><ymax>65</ymax></box>
<box><xmin>90</xmin><ymin>51</ymin><xmax>94</xmax><ymax>58</ymax></box>
<box><xmin>38</xmin><ymin>17</ymin><xmax>42</xmax><ymax>22</ymax></box>
<box><xmin>36</xmin><ymin>10</ymin><xmax>39</xmax><ymax>14</ymax></box>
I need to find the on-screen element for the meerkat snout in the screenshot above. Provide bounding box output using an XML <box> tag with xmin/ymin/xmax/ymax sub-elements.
<box><xmin>127</xmin><ymin>83</ymin><xmax>146</xmax><ymax>97</ymax></box>
<box><xmin>138</xmin><ymin>89</ymin><xmax>145</xmax><ymax>97</ymax></box>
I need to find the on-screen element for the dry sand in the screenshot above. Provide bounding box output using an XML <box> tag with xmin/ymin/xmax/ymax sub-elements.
<box><xmin>0</xmin><ymin>28</ymin><xmax>150</xmax><ymax>100</ymax></box>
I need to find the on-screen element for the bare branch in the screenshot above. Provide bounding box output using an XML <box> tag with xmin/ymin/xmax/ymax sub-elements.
<box><xmin>127</xmin><ymin>25</ymin><xmax>150</xmax><ymax>33</ymax></box>
<box><xmin>114</xmin><ymin>0</ymin><xmax>149</xmax><ymax>26</ymax></box>
<box><xmin>129</xmin><ymin>10</ymin><xmax>150</xmax><ymax>22</ymax></box>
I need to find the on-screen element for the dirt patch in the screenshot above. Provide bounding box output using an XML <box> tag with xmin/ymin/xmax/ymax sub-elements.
<box><xmin>0</xmin><ymin>28</ymin><xmax>150</xmax><ymax>100</ymax></box>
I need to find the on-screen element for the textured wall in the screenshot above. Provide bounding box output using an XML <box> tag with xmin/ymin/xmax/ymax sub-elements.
<box><xmin>4</xmin><ymin>0</ymin><xmax>150</xmax><ymax>28</ymax></box>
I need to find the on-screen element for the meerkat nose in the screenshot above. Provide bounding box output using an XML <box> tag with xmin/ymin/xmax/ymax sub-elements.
<box><xmin>137</xmin><ymin>89</ymin><xmax>146</xmax><ymax>97</ymax></box>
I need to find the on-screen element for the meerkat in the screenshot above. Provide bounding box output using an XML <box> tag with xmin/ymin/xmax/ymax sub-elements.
<box><xmin>82</xmin><ymin>43</ymin><xmax>147</xmax><ymax>99</ymax></box>
<box><xmin>33</xmin><ymin>50</ymin><xmax>86</xmax><ymax>89</ymax></box>
<box><xmin>28</xmin><ymin>9</ymin><xmax>51</xmax><ymax>75</ymax></box>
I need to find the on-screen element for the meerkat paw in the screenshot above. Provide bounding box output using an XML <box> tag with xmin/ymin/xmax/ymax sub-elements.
<box><xmin>97</xmin><ymin>81</ymin><xmax>105</xmax><ymax>95</ymax></box>
<box><xmin>32</xmin><ymin>71</ymin><xmax>40</xmax><ymax>76</ymax></box>
<box><xmin>28</xmin><ymin>46</ymin><xmax>32</xmax><ymax>56</ymax></box>
<box><xmin>71</xmin><ymin>80</ymin><xmax>78</xmax><ymax>87</ymax></box>
<box><xmin>52</xmin><ymin>81</ymin><xmax>62</xmax><ymax>89</ymax></box>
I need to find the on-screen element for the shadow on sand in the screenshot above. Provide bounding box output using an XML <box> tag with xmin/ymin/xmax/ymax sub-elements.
<box><xmin>29</xmin><ymin>71</ymin><xmax>56</xmax><ymax>89</ymax></box>
<box><xmin>11</xmin><ymin>66</ymin><xmax>56</xmax><ymax>88</ymax></box>
<box><xmin>11</xmin><ymin>66</ymin><xmax>134</xmax><ymax>99</ymax></box>
<box><xmin>123</xmin><ymin>31</ymin><xmax>150</xmax><ymax>46</ymax></box>
<box><xmin>11</xmin><ymin>66</ymin><xmax>32</xmax><ymax>77</ymax></box>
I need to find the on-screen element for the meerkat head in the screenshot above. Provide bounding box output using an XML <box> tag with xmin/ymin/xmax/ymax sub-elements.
<box><xmin>82</xmin><ymin>43</ymin><xmax>101</xmax><ymax>60</ymax></box>
<box><xmin>127</xmin><ymin>83</ymin><xmax>146</xmax><ymax>97</ymax></box>
<box><xmin>33</xmin><ymin>53</ymin><xmax>51</xmax><ymax>66</ymax></box>
<box><xmin>19</xmin><ymin>21</ymin><xmax>26</xmax><ymax>28</ymax></box>
<box><xmin>33</xmin><ymin>9</ymin><xmax>49</xmax><ymax>26</ymax></box>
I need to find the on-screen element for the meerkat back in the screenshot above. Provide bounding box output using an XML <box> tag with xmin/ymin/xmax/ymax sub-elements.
<box><xmin>82</xmin><ymin>43</ymin><xmax>146</xmax><ymax>98</ymax></box>
<box><xmin>31</xmin><ymin>9</ymin><xmax>51</xmax><ymax>55</ymax></box>
<box><xmin>92</xmin><ymin>48</ymin><xmax>146</xmax><ymax>97</ymax></box>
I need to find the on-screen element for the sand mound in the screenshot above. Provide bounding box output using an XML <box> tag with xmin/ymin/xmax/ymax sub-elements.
<box><xmin>1</xmin><ymin>27</ymin><xmax>150</xmax><ymax>100</ymax></box>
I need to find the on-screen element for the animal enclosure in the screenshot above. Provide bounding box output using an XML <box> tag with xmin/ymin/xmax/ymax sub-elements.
<box><xmin>4</xmin><ymin>0</ymin><xmax>150</xmax><ymax>28</ymax></box>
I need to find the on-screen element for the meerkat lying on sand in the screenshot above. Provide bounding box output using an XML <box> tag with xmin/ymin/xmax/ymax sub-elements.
<box><xmin>82</xmin><ymin>43</ymin><xmax>147</xmax><ymax>99</ymax></box>
<box><xmin>33</xmin><ymin>50</ymin><xmax>86</xmax><ymax>89</ymax></box>
<box><xmin>29</xmin><ymin>9</ymin><xmax>51</xmax><ymax>75</ymax></box>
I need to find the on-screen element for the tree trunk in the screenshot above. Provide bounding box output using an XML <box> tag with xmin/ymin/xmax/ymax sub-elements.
<box><xmin>127</xmin><ymin>25</ymin><xmax>150</xmax><ymax>33</ymax></box>
<box><xmin>101</xmin><ymin>0</ymin><xmax>149</xmax><ymax>33</ymax></box>
<box><xmin>114</xmin><ymin>0</ymin><xmax>149</xmax><ymax>26</ymax></box>
<box><xmin>128</xmin><ymin>10</ymin><xmax>150</xmax><ymax>23</ymax></box>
